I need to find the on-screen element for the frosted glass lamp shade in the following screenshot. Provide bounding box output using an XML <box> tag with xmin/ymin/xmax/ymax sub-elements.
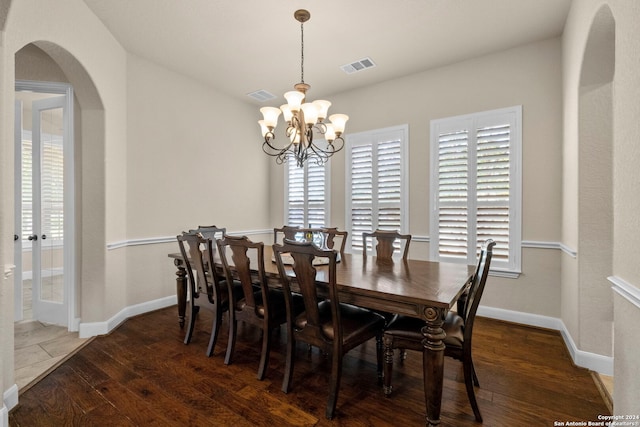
<box><xmin>258</xmin><ymin>120</ymin><xmax>270</xmax><ymax>137</ymax></box>
<box><xmin>329</xmin><ymin>114</ymin><xmax>349</xmax><ymax>134</ymax></box>
<box><xmin>284</xmin><ymin>90</ymin><xmax>305</xmax><ymax>111</ymax></box>
<box><xmin>260</xmin><ymin>107</ymin><xmax>281</xmax><ymax>129</ymax></box>
<box><xmin>324</xmin><ymin>123</ymin><xmax>336</xmax><ymax>142</ymax></box>
<box><xmin>280</xmin><ymin>104</ymin><xmax>293</xmax><ymax>123</ymax></box>
<box><xmin>300</xmin><ymin>103</ymin><xmax>319</xmax><ymax>126</ymax></box>
<box><xmin>313</xmin><ymin>100</ymin><xmax>331</xmax><ymax>120</ymax></box>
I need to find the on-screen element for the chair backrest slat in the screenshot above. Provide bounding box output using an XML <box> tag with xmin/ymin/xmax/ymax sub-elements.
<box><xmin>177</xmin><ymin>233</ymin><xmax>222</xmax><ymax>303</ymax></box>
<box><xmin>323</xmin><ymin>228</ymin><xmax>348</xmax><ymax>255</ymax></box>
<box><xmin>217</xmin><ymin>235</ymin><xmax>267</xmax><ymax>312</ymax></box>
<box><xmin>362</xmin><ymin>229</ymin><xmax>412</xmax><ymax>261</ymax></box>
<box><xmin>190</xmin><ymin>225</ymin><xmax>226</xmax><ymax>242</ymax></box>
<box><xmin>273</xmin><ymin>239</ymin><xmax>340</xmax><ymax>346</ymax></box>
<box><xmin>273</xmin><ymin>225</ymin><xmax>300</xmax><ymax>244</ymax></box>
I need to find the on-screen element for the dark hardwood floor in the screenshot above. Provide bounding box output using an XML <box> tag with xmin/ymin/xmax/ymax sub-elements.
<box><xmin>9</xmin><ymin>306</ymin><xmax>609</xmax><ymax>426</ymax></box>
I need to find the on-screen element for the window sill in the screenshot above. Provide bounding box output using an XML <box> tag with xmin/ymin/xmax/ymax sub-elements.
<box><xmin>489</xmin><ymin>268</ymin><xmax>521</xmax><ymax>279</ymax></box>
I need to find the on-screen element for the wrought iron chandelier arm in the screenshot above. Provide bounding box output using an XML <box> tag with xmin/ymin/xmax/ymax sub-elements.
<box><xmin>313</xmin><ymin>121</ymin><xmax>327</xmax><ymax>134</ymax></box>
<box><xmin>328</xmin><ymin>135</ymin><xmax>345</xmax><ymax>154</ymax></box>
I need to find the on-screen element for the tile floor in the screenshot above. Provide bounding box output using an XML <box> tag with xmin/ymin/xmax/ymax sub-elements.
<box><xmin>13</xmin><ymin>320</ymin><xmax>90</xmax><ymax>391</ymax></box>
<box><xmin>14</xmin><ymin>277</ymin><xmax>90</xmax><ymax>392</ymax></box>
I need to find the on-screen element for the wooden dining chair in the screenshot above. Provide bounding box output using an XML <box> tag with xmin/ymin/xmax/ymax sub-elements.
<box><xmin>189</xmin><ymin>224</ymin><xmax>226</xmax><ymax>241</ymax></box>
<box><xmin>361</xmin><ymin>229</ymin><xmax>413</xmax><ymax>326</ymax></box>
<box><xmin>273</xmin><ymin>239</ymin><xmax>386</xmax><ymax>420</ymax></box>
<box><xmin>382</xmin><ymin>239</ymin><xmax>496</xmax><ymax>422</ymax></box>
<box><xmin>323</xmin><ymin>227</ymin><xmax>348</xmax><ymax>255</ymax></box>
<box><xmin>273</xmin><ymin>225</ymin><xmax>300</xmax><ymax>244</ymax></box>
<box><xmin>216</xmin><ymin>235</ymin><xmax>304</xmax><ymax>380</ymax></box>
<box><xmin>189</xmin><ymin>225</ymin><xmax>227</xmax><ymax>282</ymax></box>
<box><xmin>176</xmin><ymin>232</ymin><xmax>238</xmax><ymax>356</ymax></box>
<box><xmin>362</xmin><ymin>229</ymin><xmax>412</xmax><ymax>261</ymax></box>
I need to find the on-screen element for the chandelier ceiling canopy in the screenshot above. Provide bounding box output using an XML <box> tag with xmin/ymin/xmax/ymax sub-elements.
<box><xmin>259</xmin><ymin>9</ymin><xmax>349</xmax><ymax>168</ymax></box>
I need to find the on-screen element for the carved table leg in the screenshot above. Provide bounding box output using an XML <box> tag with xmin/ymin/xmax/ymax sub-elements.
<box><xmin>174</xmin><ymin>259</ymin><xmax>187</xmax><ymax>328</ymax></box>
<box><xmin>422</xmin><ymin>306</ymin><xmax>447</xmax><ymax>427</ymax></box>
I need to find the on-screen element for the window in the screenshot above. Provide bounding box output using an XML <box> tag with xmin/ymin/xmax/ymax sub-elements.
<box><xmin>284</xmin><ymin>155</ymin><xmax>329</xmax><ymax>228</ymax></box>
<box><xmin>346</xmin><ymin>125</ymin><xmax>409</xmax><ymax>252</ymax></box>
<box><xmin>21</xmin><ymin>131</ymin><xmax>65</xmax><ymax>245</ymax></box>
<box><xmin>430</xmin><ymin>106</ymin><xmax>521</xmax><ymax>274</ymax></box>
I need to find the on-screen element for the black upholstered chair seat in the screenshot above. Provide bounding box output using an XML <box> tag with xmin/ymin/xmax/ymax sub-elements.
<box><xmin>209</xmin><ymin>279</ymin><xmax>239</xmax><ymax>308</ymax></box>
<box><xmin>236</xmin><ymin>288</ymin><xmax>304</xmax><ymax>323</ymax></box>
<box><xmin>294</xmin><ymin>300</ymin><xmax>386</xmax><ymax>342</ymax></box>
<box><xmin>384</xmin><ymin>312</ymin><xmax>465</xmax><ymax>349</ymax></box>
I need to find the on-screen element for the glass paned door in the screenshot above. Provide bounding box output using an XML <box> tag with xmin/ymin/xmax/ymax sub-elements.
<box><xmin>36</xmin><ymin>97</ymin><xmax>66</xmax><ymax>318</ymax></box>
<box><xmin>15</xmin><ymin>91</ymin><xmax>69</xmax><ymax>326</ymax></box>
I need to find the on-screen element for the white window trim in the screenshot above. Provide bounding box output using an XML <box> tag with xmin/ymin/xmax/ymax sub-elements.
<box><xmin>429</xmin><ymin>106</ymin><xmax>522</xmax><ymax>274</ymax></box>
<box><xmin>345</xmin><ymin>124</ymin><xmax>409</xmax><ymax>252</ymax></box>
<box><xmin>283</xmin><ymin>153</ymin><xmax>331</xmax><ymax>227</ymax></box>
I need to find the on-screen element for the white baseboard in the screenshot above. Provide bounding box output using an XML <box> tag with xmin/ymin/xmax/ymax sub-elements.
<box><xmin>2</xmin><ymin>384</ymin><xmax>19</xmax><ymax>426</ymax></box>
<box><xmin>559</xmin><ymin>325</ymin><xmax>613</xmax><ymax>375</ymax></box>
<box><xmin>77</xmin><ymin>292</ymin><xmax>614</xmax><ymax>373</ymax></box>
<box><xmin>78</xmin><ymin>295</ymin><xmax>177</xmax><ymax>338</ymax></box>
<box><xmin>477</xmin><ymin>305</ymin><xmax>613</xmax><ymax>375</ymax></box>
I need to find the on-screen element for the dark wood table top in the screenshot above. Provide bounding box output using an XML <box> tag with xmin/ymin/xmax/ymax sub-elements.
<box><xmin>169</xmin><ymin>246</ymin><xmax>474</xmax><ymax>319</ymax></box>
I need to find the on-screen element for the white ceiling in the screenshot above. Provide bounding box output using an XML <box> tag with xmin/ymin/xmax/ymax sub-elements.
<box><xmin>83</xmin><ymin>0</ymin><xmax>571</xmax><ymax>105</ymax></box>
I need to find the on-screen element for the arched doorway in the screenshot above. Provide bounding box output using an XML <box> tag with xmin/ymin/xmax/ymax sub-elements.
<box><xmin>12</xmin><ymin>41</ymin><xmax>105</xmax><ymax>389</ymax></box>
<box><xmin>577</xmin><ymin>5</ymin><xmax>615</xmax><ymax>360</ymax></box>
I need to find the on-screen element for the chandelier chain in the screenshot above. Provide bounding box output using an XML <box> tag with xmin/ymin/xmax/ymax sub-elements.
<box><xmin>300</xmin><ymin>21</ymin><xmax>305</xmax><ymax>83</ymax></box>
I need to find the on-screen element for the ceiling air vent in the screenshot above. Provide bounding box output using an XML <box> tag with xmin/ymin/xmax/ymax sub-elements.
<box><xmin>340</xmin><ymin>57</ymin><xmax>376</xmax><ymax>75</ymax></box>
<box><xmin>247</xmin><ymin>89</ymin><xmax>276</xmax><ymax>102</ymax></box>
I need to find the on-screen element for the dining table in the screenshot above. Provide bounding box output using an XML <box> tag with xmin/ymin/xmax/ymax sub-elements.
<box><xmin>168</xmin><ymin>245</ymin><xmax>474</xmax><ymax>426</ymax></box>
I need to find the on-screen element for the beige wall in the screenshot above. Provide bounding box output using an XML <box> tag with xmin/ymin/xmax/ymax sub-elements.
<box><xmin>563</xmin><ymin>0</ymin><xmax>640</xmax><ymax>415</ymax></box>
<box><xmin>124</xmin><ymin>53</ymin><xmax>269</xmax><ymax>305</ymax></box>
<box><xmin>271</xmin><ymin>37</ymin><xmax>565</xmax><ymax>317</ymax></box>
<box><xmin>125</xmin><ymin>54</ymin><xmax>268</xmax><ymax>237</ymax></box>
<box><xmin>2</xmin><ymin>0</ymin><xmax>640</xmax><ymax>420</ymax></box>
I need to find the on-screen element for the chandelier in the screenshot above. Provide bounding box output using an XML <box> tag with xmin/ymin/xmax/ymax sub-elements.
<box><xmin>259</xmin><ymin>9</ymin><xmax>349</xmax><ymax>168</ymax></box>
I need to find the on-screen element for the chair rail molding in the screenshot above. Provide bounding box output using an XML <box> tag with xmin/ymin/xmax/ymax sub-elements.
<box><xmin>521</xmin><ymin>240</ymin><xmax>577</xmax><ymax>258</ymax></box>
<box><xmin>106</xmin><ymin>229</ymin><xmax>273</xmax><ymax>250</ymax></box>
<box><xmin>609</xmin><ymin>275</ymin><xmax>640</xmax><ymax>309</ymax></box>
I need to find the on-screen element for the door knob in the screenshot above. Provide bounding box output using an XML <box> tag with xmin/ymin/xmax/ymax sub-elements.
<box><xmin>14</xmin><ymin>234</ymin><xmax>19</xmax><ymax>241</ymax></box>
<box><xmin>41</xmin><ymin>234</ymin><xmax>47</xmax><ymax>240</ymax></box>
<box><xmin>28</xmin><ymin>234</ymin><xmax>38</xmax><ymax>241</ymax></box>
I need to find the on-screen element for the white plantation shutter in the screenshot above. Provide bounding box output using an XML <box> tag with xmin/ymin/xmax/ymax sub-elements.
<box><xmin>22</xmin><ymin>131</ymin><xmax>65</xmax><ymax>244</ymax></box>
<box><xmin>431</xmin><ymin>107</ymin><xmax>521</xmax><ymax>273</ymax></box>
<box><xmin>41</xmin><ymin>136</ymin><xmax>65</xmax><ymax>241</ymax></box>
<box><xmin>350</xmin><ymin>143</ymin><xmax>373</xmax><ymax>250</ymax></box>
<box><xmin>21</xmin><ymin>138</ymin><xmax>34</xmax><ymax>240</ymax></box>
<box><xmin>436</xmin><ymin>129</ymin><xmax>469</xmax><ymax>259</ymax></box>
<box><xmin>285</xmin><ymin>155</ymin><xmax>329</xmax><ymax>228</ymax></box>
<box><xmin>307</xmin><ymin>161</ymin><xmax>326</xmax><ymax>226</ymax></box>
<box><xmin>476</xmin><ymin>123</ymin><xmax>511</xmax><ymax>263</ymax></box>
<box><xmin>347</xmin><ymin>125</ymin><xmax>408</xmax><ymax>252</ymax></box>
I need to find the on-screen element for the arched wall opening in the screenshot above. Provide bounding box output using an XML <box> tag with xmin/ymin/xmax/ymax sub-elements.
<box><xmin>577</xmin><ymin>4</ymin><xmax>615</xmax><ymax>357</ymax></box>
<box><xmin>14</xmin><ymin>41</ymin><xmax>106</xmax><ymax>326</ymax></box>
